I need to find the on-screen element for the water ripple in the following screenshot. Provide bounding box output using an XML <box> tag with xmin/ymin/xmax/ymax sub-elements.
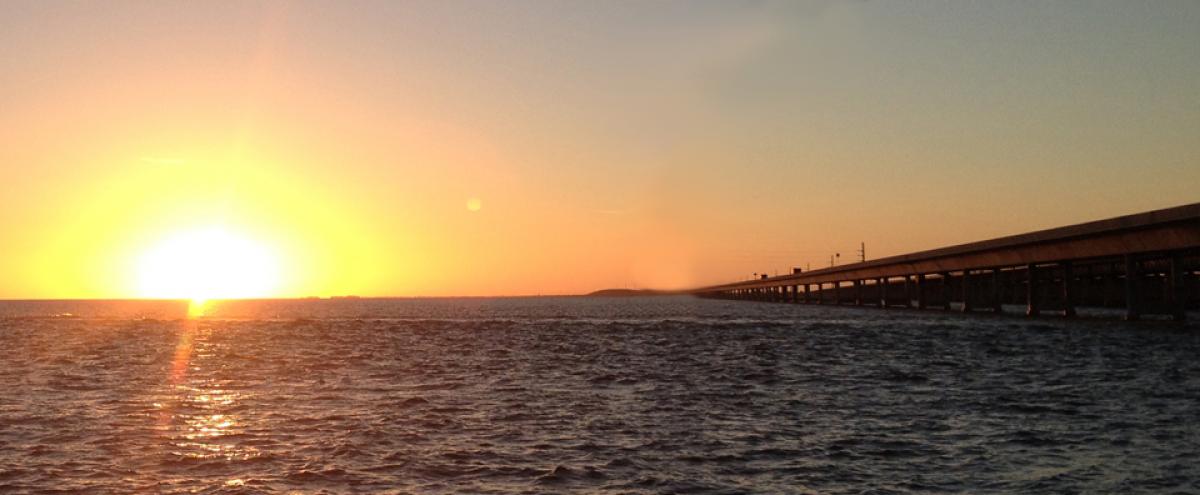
<box><xmin>0</xmin><ymin>297</ymin><xmax>1198</xmax><ymax>493</ymax></box>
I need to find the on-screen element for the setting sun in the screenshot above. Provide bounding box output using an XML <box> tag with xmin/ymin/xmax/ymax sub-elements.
<box><xmin>136</xmin><ymin>227</ymin><xmax>281</xmax><ymax>303</ymax></box>
<box><xmin>1</xmin><ymin>2</ymin><xmax>1199</xmax><ymax>494</ymax></box>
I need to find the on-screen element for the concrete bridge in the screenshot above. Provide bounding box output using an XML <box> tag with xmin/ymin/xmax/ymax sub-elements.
<box><xmin>693</xmin><ymin>202</ymin><xmax>1200</xmax><ymax>321</ymax></box>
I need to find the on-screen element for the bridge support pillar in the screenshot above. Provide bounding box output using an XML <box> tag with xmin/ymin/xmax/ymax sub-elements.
<box><xmin>1124</xmin><ymin>255</ymin><xmax>1140</xmax><ymax>321</ymax></box>
<box><xmin>879</xmin><ymin>278</ymin><xmax>888</xmax><ymax>308</ymax></box>
<box><xmin>1079</xmin><ymin>264</ymin><xmax>1091</xmax><ymax>308</ymax></box>
<box><xmin>941</xmin><ymin>272</ymin><xmax>953</xmax><ymax>311</ymax></box>
<box><xmin>1026</xmin><ymin>263</ymin><xmax>1041</xmax><ymax>317</ymax></box>
<box><xmin>835</xmin><ymin>282</ymin><xmax>842</xmax><ymax>305</ymax></box>
<box><xmin>1169</xmin><ymin>254</ymin><xmax>1186</xmax><ymax>322</ymax></box>
<box><xmin>854</xmin><ymin>280</ymin><xmax>863</xmax><ymax>306</ymax></box>
<box><xmin>916</xmin><ymin>274</ymin><xmax>927</xmax><ymax>310</ymax></box>
<box><xmin>903</xmin><ymin>276</ymin><xmax>913</xmax><ymax>308</ymax></box>
<box><xmin>961</xmin><ymin>270</ymin><xmax>974</xmax><ymax>312</ymax></box>
<box><xmin>1062</xmin><ymin>261</ymin><xmax>1077</xmax><ymax>318</ymax></box>
<box><xmin>991</xmin><ymin>268</ymin><xmax>1003</xmax><ymax>313</ymax></box>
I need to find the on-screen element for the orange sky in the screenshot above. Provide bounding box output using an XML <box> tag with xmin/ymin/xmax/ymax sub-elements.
<box><xmin>1</xmin><ymin>1</ymin><xmax>1198</xmax><ymax>298</ymax></box>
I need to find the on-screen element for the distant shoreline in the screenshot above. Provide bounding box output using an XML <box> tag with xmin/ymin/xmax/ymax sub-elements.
<box><xmin>583</xmin><ymin>289</ymin><xmax>681</xmax><ymax>297</ymax></box>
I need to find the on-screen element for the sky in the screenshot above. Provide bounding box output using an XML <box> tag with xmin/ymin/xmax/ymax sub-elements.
<box><xmin>0</xmin><ymin>0</ymin><xmax>1197</xmax><ymax>298</ymax></box>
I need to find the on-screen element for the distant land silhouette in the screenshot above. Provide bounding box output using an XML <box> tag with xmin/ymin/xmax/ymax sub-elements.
<box><xmin>585</xmin><ymin>289</ymin><xmax>679</xmax><ymax>297</ymax></box>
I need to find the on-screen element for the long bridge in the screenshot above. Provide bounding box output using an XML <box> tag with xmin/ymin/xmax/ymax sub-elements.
<box><xmin>693</xmin><ymin>202</ymin><xmax>1200</xmax><ymax>322</ymax></box>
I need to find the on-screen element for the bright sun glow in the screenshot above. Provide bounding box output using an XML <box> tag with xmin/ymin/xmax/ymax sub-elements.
<box><xmin>136</xmin><ymin>227</ymin><xmax>281</xmax><ymax>307</ymax></box>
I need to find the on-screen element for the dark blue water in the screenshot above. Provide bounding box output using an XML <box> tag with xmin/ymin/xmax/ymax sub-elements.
<box><xmin>1</xmin><ymin>296</ymin><xmax>1198</xmax><ymax>493</ymax></box>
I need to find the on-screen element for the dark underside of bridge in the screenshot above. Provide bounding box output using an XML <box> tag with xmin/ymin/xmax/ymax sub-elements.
<box><xmin>694</xmin><ymin>203</ymin><xmax>1200</xmax><ymax>322</ymax></box>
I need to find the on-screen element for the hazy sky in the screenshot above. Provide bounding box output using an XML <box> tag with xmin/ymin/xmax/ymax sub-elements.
<box><xmin>1</xmin><ymin>0</ymin><xmax>1197</xmax><ymax>298</ymax></box>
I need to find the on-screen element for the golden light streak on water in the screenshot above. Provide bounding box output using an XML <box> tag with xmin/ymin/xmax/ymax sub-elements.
<box><xmin>169</xmin><ymin>324</ymin><xmax>195</xmax><ymax>384</ymax></box>
<box><xmin>159</xmin><ymin>320</ymin><xmax>259</xmax><ymax>462</ymax></box>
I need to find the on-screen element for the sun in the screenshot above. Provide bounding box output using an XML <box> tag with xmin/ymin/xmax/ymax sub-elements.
<box><xmin>136</xmin><ymin>227</ymin><xmax>281</xmax><ymax>309</ymax></box>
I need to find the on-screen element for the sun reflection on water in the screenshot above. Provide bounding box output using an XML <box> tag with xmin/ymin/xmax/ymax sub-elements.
<box><xmin>173</xmin><ymin>385</ymin><xmax>260</xmax><ymax>461</ymax></box>
<box><xmin>157</xmin><ymin>321</ymin><xmax>261</xmax><ymax>462</ymax></box>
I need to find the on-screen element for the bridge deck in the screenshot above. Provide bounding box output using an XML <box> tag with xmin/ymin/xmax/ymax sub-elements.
<box><xmin>694</xmin><ymin>202</ymin><xmax>1200</xmax><ymax>321</ymax></box>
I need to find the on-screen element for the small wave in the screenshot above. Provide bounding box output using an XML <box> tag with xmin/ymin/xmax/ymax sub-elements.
<box><xmin>535</xmin><ymin>464</ymin><xmax>607</xmax><ymax>484</ymax></box>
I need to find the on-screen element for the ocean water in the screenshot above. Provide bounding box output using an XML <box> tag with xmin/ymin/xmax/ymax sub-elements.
<box><xmin>1</xmin><ymin>296</ymin><xmax>1198</xmax><ymax>494</ymax></box>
